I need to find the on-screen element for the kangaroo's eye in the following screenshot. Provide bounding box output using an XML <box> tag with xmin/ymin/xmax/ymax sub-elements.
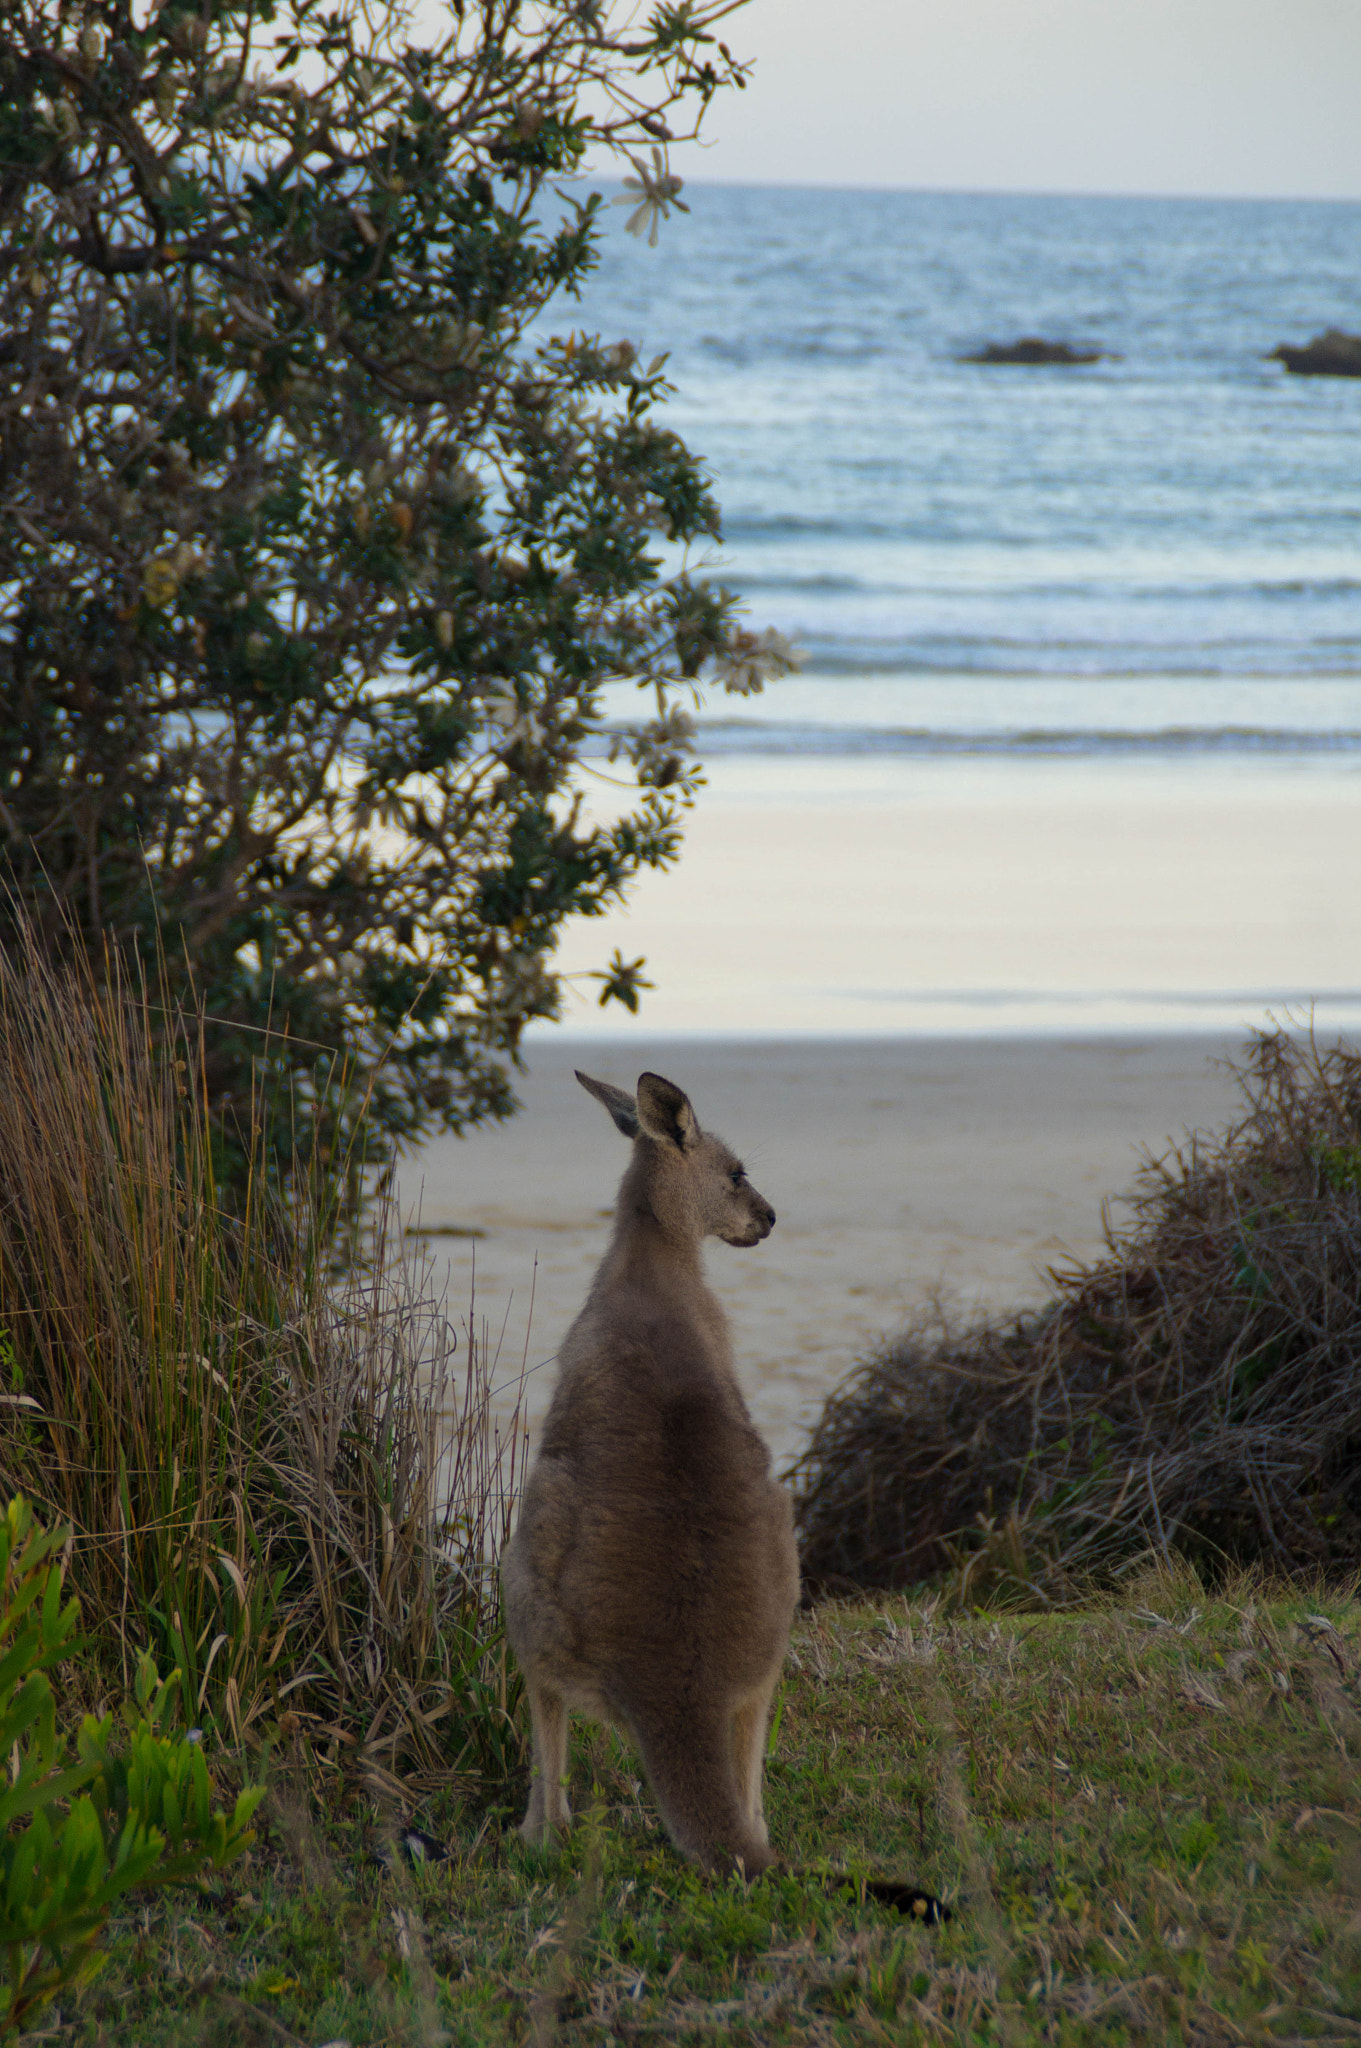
<box><xmin>730</xmin><ymin>1167</ymin><xmax>745</xmax><ymax>1188</ymax></box>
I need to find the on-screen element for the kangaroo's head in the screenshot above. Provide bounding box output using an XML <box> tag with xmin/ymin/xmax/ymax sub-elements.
<box><xmin>576</xmin><ymin>1070</ymin><xmax>776</xmax><ymax>1248</ymax></box>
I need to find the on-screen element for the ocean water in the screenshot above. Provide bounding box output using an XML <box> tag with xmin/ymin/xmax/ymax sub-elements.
<box><xmin>524</xmin><ymin>186</ymin><xmax>1361</xmax><ymax>1040</ymax></box>
<box><xmin>557</xmin><ymin>186</ymin><xmax>1361</xmax><ymax>760</ymax></box>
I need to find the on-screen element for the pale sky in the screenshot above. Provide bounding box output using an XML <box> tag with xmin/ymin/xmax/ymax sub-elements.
<box><xmin>676</xmin><ymin>0</ymin><xmax>1361</xmax><ymax>200</ymax></box>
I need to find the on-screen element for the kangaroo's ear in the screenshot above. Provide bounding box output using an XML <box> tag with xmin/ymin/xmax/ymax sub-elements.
<box><xmin>576</xmin><ymin>1070</ymin><xmax>639</xmax><ymax>1139</ymax></box>
<box><xmin>635</xmin><ymin>1073</ymin><xmax>700</xmax><ymax>1151</ymax></box>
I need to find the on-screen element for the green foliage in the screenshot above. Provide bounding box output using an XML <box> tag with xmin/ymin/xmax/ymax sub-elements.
<box><xmin>0</xmin><ymin>0</ymin><xmax>790</xmax><ymax>1187</ymax></box>
<box><xmin>77</xmin><ymin>1654</ymin><xmax>264</xmax><ymax>1879</ymax></box>
<box><xmin>588</xmin><ymin>947</ymin><xmax>655</xmax><ymax>1013</ymax></box>
<box><xmin>0</xmin><ymin>1497</ymin><xmax>262</xmax><ymax>2036</ymax></box>
<box><xmin>1317</xmin><ymin>1142</ymin><xmax>1361</xmax><ymax>1192</ymax></box>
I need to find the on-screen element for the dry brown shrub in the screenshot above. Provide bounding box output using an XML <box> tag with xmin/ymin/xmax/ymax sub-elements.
<box><xmin>790</xmin><ymin>1031</ymin><xmax>1361</xmax><ymax>1602</ymax></box>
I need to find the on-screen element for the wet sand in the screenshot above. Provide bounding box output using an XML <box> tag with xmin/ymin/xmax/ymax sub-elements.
<box><xmin>399</xmin><ymin>1033</ymin><xmax>1247</xmax><ymax>1468</ymax></box>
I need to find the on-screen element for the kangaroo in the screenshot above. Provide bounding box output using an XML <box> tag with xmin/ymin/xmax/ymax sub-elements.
<box><xmin>501</xmin><ymin>1069</ymin><xmax>798</xmax><ymax>1874</ymax></box>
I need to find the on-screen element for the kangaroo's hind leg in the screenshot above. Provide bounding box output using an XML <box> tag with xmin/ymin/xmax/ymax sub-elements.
<box><xmin>521</xmin><ymin>1682</ymin><xmax>572</xmax><ymax>1845</ymax></box>
<box><xmin>731</xmin><ymin>1673</ymin><xmax>781</xmax><ymax>1852</ymax></box>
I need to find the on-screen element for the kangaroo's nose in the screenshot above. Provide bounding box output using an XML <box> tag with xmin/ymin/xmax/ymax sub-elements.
<box><xmin>764</xmin><ymin>1205</ymin><xmax>777</xmax><ymax>1227</ymax></box>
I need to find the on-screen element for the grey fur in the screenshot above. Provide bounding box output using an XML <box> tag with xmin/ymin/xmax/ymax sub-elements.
<box><xmin>501</xmin><ymin>1071</ymin><xmax>798</xmax><ymax>1873</ymax></box>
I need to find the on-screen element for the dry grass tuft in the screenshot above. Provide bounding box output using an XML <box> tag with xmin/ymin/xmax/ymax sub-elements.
<box><xmin>0</xmin><ymin>915</ymin><xmax>525</xmax><ymax>1775</ymax></box>
<box><xmin>791</xmin><ymin>1031</ymin><xmax>1361</xmax><ymax>1601</ymax></box>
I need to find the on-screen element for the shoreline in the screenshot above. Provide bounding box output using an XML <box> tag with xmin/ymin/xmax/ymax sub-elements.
<box><xmin>401</xmin><ymin>1030</ymin><xmax>1254</xmax><ymax>1467</ymax></box>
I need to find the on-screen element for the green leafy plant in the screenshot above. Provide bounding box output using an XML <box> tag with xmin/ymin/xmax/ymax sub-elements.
<box><xmin>0</xmin><ymin>0</ymin><xmax>795</xmax><ymax>1189</ymax></box>
<box><xmin>0</xmin><ymin>1495</ymin><xmax>263</xmax><ymax>2035</ymax></box>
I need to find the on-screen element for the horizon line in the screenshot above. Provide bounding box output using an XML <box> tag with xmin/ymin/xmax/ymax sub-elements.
<box><xmin>591</xmin><ymin>170</ymin><xmax>1361</xmax><ymax>209</ymax></box>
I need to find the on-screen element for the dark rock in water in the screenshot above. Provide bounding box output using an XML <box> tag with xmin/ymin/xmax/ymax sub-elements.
<box><xmin>1268</xmin><ymin>329</ymin><xmax>1361</xmax><ymax>378</ymax></box>
<box><xmin>960</xmin><ymin>336</ymin><xmax>1108</xmax><ymax>366</ymax></box>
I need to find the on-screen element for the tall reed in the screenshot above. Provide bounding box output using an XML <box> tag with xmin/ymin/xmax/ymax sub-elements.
<box><xmin>0</xmin><ymin>917</ymin><xmax>526</xmax><ymax>1776</ymax></box>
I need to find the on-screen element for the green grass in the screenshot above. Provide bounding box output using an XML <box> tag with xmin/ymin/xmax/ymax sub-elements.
<box><xmin>50</xmin><ymin>1572</ymin><xmax>1361</xmax><ymax>2046</ymax></box>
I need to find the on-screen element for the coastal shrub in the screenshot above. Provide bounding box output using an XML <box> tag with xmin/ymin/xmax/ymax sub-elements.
<box><xmin>0</xmin><ymin>1495</ymin><xmax>262</xmax><ymax>2036</ymax></box>
<box><xmin>791</xmin><ymin>1031</ymin><xmax>1361</xmax><ymax>1602</ymax></box>
<box><xmin>0</xmin><ymin>0</ymin><xmax>795</xmax><ymax>1192</ymax></box>
<box><xmin>0</xmin><ymin>919</ymin><xmax>527</xmax><ymax>1778</ymax></box>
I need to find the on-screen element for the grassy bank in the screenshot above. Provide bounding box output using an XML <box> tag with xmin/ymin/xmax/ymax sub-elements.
<box><xmin>46</xmin><ymin>1571</ymin><xmax>1361</xmax><ymax>2046</ymax></box>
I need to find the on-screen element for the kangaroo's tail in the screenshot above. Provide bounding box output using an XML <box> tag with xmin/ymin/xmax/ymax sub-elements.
<box><xmin>627</xmin><ymin>1712</ymin><xmax>952</xmax><ymax>1920</ymax></box>
<box><xmin>630</xmin><ymin>1713</ymin><xmax>774</xmax><ymax>1875</ymax></box>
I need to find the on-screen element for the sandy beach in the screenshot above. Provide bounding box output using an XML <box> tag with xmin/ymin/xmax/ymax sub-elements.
<box><xmin>395</xmin><ymin>744</ymin><xmax>1357</xmax><ymax>1467</ymax></box>
<box><xmin>395</xmin><ymin>746</ymin><xmax>1359</xmax><ymax>1467</ymax></box>
<box><xmin>401</xmin><ymin>1032</ymin><xmax>1247</xmax><ymax>1468</ymax></box>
